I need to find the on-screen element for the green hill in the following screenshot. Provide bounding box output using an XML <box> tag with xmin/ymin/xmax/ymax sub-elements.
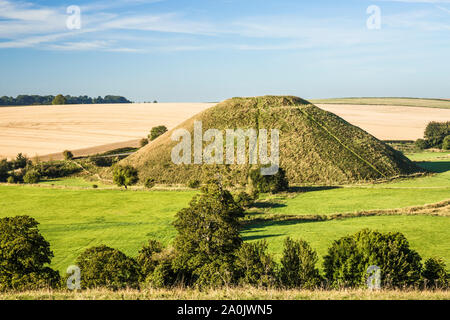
<box><xmin>122</xmin><ymin>96</ymin><xmax>422</xmax><ymax>185</ymax></box>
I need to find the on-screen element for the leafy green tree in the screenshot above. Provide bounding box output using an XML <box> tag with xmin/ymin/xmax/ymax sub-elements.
<box><xmin>149</xmin><ymin>125</ymin><xmax>168</xmax><ymax>141</ymax></box>
<box><xmin>140</xmin><ymin>138</ymin><xmax>149</xmax><ymax>147</ymax></box>
<box><xmin>23</xmin><ymin>169</ymin><xmax>41</xmax><ymax>184</ymax></box>
<box><xmin>13</xmin><ymin>153</ymin><xmax>30</xmax><ymax>169</ymax></box>
<box><xmin>279</xmin><ymin>237</ymin><xmax>322</xmax><ymax>289</ymax></box>
<box><xmin>136</xmin><ymin>239</ymin><xmax>164</xmax><ymax>280</ymax></box>
<box><xmin>76</xmin><ymin>245</ymin><xmax>140</xmax><ymax>290</ymax></box>
<box><xmin>415</xmin><ymin>139</ymin><xmax>429</xmax><ymax>150</ymax></box>
<box><xmin>62</xmin><ymin>150</ymin><xmax>74</xmax><ymax>160</ymax></box>
<box><xmin>233</xmin><ymin>191</ymin><xmax>256</xmax><ymax>209</ymax></box>
<box><xmin>442</xmin><ymin>135</ymin><xmax>450</xmax><ymax>150</ymax></box>
<box><xmin>323</xmin><ymin>229</ymin><xmax>422</xmax><ymax>289</ymax></box>
<box><xmin>422</xmin><ymin>257</ymin><xmax>449</xmax><ymax>289</ymax></box>
<box><xmin>172</xmin><ymin>183</ymin><xmax>244</xmax><ymax>287</ymax></box>
<box><xmin>424</xmin><ymin>121</ymin><xmax>450</xmax><ymax>148</ymax></box>
<box><xmin>0</xmin><ymin>216</ymin><xmax>60</xmax><ymax>291</ymax></box>
<box><xmin>235</xmin><ymin>241</ymin><xmax>277</xmax><ymax>287</ymax></box>
<box><xmin>249</xmin><ymin>167</ymin><xmax>289</xmax><ymax>193</ymax></box>
<box><xmin>112</xmin><ymin>165</ymin><xmax>138</xmax><ymax>189</ymax></box>
<box><xmin>52</xmin><ymin>94</ymin><xmax>66</xmax><ymax>105</ymax></box>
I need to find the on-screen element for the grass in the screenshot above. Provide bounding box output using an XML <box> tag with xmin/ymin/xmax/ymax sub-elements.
<box><xmin>1</xmin><ymin>288</ymin><xmax>449</xmax><ymax>300</ymax></box>
<box><xmin>242</xmin><ymin>215</ymin><xmax>450</xmax><ymax>269</ymax></box>
<box><xmin>0</xmin><ymin>185</ymin><xmax>196</xmax><ymax>272</ymax></box>
<box><xmin>310</xmin><ymin>97</ymin><xmax>450</xmax><ymax>109</ymax></box>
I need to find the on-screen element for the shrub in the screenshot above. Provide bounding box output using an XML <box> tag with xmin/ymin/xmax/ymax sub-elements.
<box><xmin>6</xmin><ymin>176</ymin><xmax>15</xmax><ymax>184</ymax></box>
<box><xmin>233</xmin><ymin>191</ymin><xmax>256</xmax><ymax>209</ymax></box>
<box><xmin>0</xmin><ymin>159</ymin><xmax>10</xmax><ymax>182</ymax></box>
<box><xmin>442</xmin><ymin>135</ymin><xmax>450</xmax><ymax>150</ymax></box>
<box><xmin>23</xmin><ymin>169</ymin><xmax>41</xmax><ymax>184</ymax></box>
<box><xmin>249</xmin><ymin>167</ymin><xmax>289</xmax><ymax>193</ymax></box>
<box><xmin>31</xmin><ymin>161</ymin><xmax>81</xmax><ymax>178</ymax></box>
<box><xmin>62</xmin><ymin>150</ymin><xmax>74</xmax><ymax>160</ymax></box>
<box><xmin>235</xmin><ymin>241</ymin><xmax>277</xmax><ymax>287</ymax></box>
<box><xmin>147</xmin><ymin>259</ymin><xmax>177</xmax><ymax>288</ymax></box>
<box><xmin>136</xmin><ymin>239</ymin><xmax>163</xmax><ymax>280</ymax></box>
<box><xmin>172</xmin><ymin>183</ymin><xmax>244</xmax><ymax>287</ymax></box>
<box><xmin>279</xmin><ymin>237</ymin><xmax>322</xmax><ymax>289</ymax></box>
<box><xmin>424</xmin><ymin>121</ymin><xmax>450</xmax><ymax>148</ymax></box>
<box><xmin>92</xmin><ymin>184</ymin><xmax>98</xmax><ymax>189</ymax></box>
<box><xmin>0</xmin><ymin>216</ymin><xmax>60</xmax><ymax>291</ymax></box>
<box><xmin>140</xmin><ymin>138</ymin><xmax>149</xmax><ymax>147</ymax></box>
<box><xmin>187</xmin><ymin>179</ymin><xmax>201</xmax><ymax>189</ymax></box>
<box><xmin>323</xmin><ymin>229</ymin><xmax>422</xmax><ymax>289</ymax></box>
<box><xmin>112</xmin><ymin>165</ymin><xmax>139</xmax><ymax>189</ymax></box>
<box><xmin>144</xmin><ymin>178</ymin><xmax>156</xmax><ymax>189</ymax></box>
<box><xmin>149</xmin><ymin>125</ymin><xmax>168</xmax><ymax>141</ymax></box>
<box><xmin>89</xmin><ymin>156</ymin><xmax>117</xmax><ymax>167</ymax></box>
<box><xmin>76</xmin><ymin>245</ymin><xmax>140</xmax><ymax>290</ymax></box>
<box><xmin>415</xmin><ymin>139</ymin><xmax>429</xmax><ymax>150</ymax></box>
<box><xmin>422</xmin><ymin>257</ymin><xmax>449</xmax><ymax>289</ymax></box>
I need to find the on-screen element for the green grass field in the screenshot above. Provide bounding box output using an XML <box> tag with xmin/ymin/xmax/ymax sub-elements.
<box><xmin>310</xmin><ymin>97</ymin><xmax>450</xmax><ymax>109</ymax></box>
<box><xmin>0</xmin><ymin>152</ymin><xmax>449</xmax><ymax>274</ymax></box>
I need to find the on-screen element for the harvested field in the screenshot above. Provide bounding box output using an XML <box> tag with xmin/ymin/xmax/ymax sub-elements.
<box><xmin>1</xmin><ymin>102</ymin><xmax>449</xmax><ymax>159</ymax></box>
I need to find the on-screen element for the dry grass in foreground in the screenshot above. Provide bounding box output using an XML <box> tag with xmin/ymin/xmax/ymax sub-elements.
<box><xmin>1</xmin><ymin>288</ymin><xmax>449</xmax><ymax>300</ymax></box>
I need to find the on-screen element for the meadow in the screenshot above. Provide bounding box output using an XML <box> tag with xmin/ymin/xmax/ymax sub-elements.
<box><xmin>0</xmin><ymin>151</ymin><xmax>448</xmax><ymax>273</ymax></box>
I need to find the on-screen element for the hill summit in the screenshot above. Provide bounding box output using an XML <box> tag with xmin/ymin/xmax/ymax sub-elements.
<box><xmin>122</xmin><ymin>96</ymin><xmax>421</xmax><ymax>185</ymax></box>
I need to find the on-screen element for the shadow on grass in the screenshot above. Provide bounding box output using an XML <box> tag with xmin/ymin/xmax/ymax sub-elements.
<box><xmin>252</xmin><ymin>202</ymin><xmax>286</xmax><ymax>209</ymax></box>
<box><xmin>416</xmin><ymin>161</ymin><xmax>450</xmax><ymax>173</ymax></box>
<box><xmin>288</xmin><ymin>186</ymin><xmax>341</xmax><ymax>193</ymax></box>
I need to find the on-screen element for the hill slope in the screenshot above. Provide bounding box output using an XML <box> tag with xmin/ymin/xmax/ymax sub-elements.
<box><xmin>122</xmin><ymin>96</ymin><xmax>422</xmax><ymax>185</ymax></box>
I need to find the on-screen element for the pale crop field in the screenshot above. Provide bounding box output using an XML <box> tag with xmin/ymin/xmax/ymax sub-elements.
<box><xmin>1</xmin><ymin>101</ymin><xmax>449</xmax><ymax>159</ymax></box>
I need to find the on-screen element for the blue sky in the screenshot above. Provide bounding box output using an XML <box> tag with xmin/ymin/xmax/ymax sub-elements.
<box><xmin>0</xmin><ymin>0</ymin><xmax>449</xmax><ymax>102</ymax></box>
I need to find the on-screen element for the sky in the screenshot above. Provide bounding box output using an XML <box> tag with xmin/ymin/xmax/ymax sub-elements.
<box><xmin>0</xmin><ymin>0</ymin><xmax>449</xmax><ymax>102</ymax></box>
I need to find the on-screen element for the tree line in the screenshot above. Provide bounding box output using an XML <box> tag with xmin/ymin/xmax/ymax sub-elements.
<box><xmin>0</xmin><ymin>94</ymin><xmax>131</xmax><ymax>106</ymax></box>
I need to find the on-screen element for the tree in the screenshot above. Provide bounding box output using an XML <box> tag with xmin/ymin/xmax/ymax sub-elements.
<box><xmin>62</xmin><ymin>150</ymin><xmax>74</xmax><ymax>160</ymax></box>
<box><xmin>75</xmin><ymin>245</ymin><xmax>140</xmax><ymax>290</ymax></box>
<box><xmin>112</xmin><ymin>165</ymin><xmax>138</xmax><ymax>189</ymax></box>
<box><xmin>279</xmin><ymin>237</ymin><xmax>322</xmax><ymax>289</ymax></box>
<box><xmin>424</xmin><ymin>121</ymin><xmax>450</xmax><ymax>148</ymax></box>
<box><xmin>172</xmin><ymin>183</ymin><xmax>244</xmax><ymax>287</ymax></box>
<box><xmin>140</xmin><ymin>138</ymin><xmax>149</xmax><ymax>147</ymax></box>
<box><xmin>23</xmin><ymin>169</ymin><xmax>41</xmax><ymax>184</ymax></box>
<box><xmin>443</xmin><ymin>136</ymin><xmax>450</xmax><ymax>150</ymax></box>
<box><xmin>422</xmin><ymin>257</ymin><xmax>449</xmax><ymax>289</ymax></box>
<box><xmin>323</xmin><ymin>229</ymin><xmax>422</xmax><ymax>289</ymax></box>
<box><xmin>136</xmin><ymin>239</ymin><xmax>164</xmax><ymax>281</ymax></box>
<box><xmin>149</xmin><ymin>125</ymin><xmax>168</xmax><ymax>141</ymax></box>
<box><xmin>235</xmin><ymin>241</ymin><xmax>277</xmax><ymax>287</ymax></box>
<box><xmin>13</xmin><ymin>153</ymin><xmax>30</xmax><ymax>169</ymax></box>
<box><xmin>0</xmin><ymin>159</ymin><xmax>10</xmax><ymax>182</ymax></box>
<box><xmin>415</xmin><ymin>139</ymin><xmax>429</xmax><ymax>150</ymax></box>
<box><xmin>249</xmin><ymin>167</ymin><xmax>289</xmax><ymax>193</ymax></box>
<box><xmin>0</xmin><ymin>216</ymin><xmax>60</xmax><ymax>291</ymax></box>
<box><xmin>52</xmin><ymin>94</ymin><xmax>66</xmax><ymax>105</ymax></box>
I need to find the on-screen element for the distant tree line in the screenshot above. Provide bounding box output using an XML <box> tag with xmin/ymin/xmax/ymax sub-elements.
<box><xmin>0</xmin><ymin>94</ymin><xmax>132</xmax><ymax>106</ymax></box>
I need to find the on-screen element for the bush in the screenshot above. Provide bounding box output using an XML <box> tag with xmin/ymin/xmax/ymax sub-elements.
<box><xmin>92</xmin><ymin>184</ymin><xmax>98</xmax><ymax>189</ymax></box>
<box><xmin>144</xmin><ymin>178</ymin><xmax>156</xmax><ymax>189</ymax></box>
<box><xmin>136</xmin><ymin>239</ymin><xmax>163</xmax><ymax>280</ymax></box>
<box><xmin>76</xmin><ymin>245</ymin><xmax>140</xmax><ymax>290</ymax></box>
<box><xmin>279</xmin><ymin>237</ymin><xmax>322</xmax><ymax>289</ymax></box>
<box><xmin>249</xmin><ymin>167</ymin><xmax>289</xmax><ymax>193</ymax></box>
<box><xmin>323</xmin><ymin>229</ymin><xmax>422</xmax><ymax>289</ymax></box>
<box><xmin>112</xmin><ymin>165</ymin><xmax>139</xmax><ymax>189</ymax></box>
<box><xmin>187</xmin><ymin>179</ymin><xmax>201</xmax><ymax>189</ymax></box>
<box><xmin>0</xmin><ymin>216</ymin><xmax>60</xmax><ymax>291</ymax></box>
<box><xmin>422</xmin><ymin>257</ymin><xmax>449</xmax><ymax>289</ymax></box>
<box><xmin>149</xmin><ymin>125</ymin><xmax>168</xmax><ymax>141</ymax></box>
<box><xmin>140</xmin><ymin>138</ymin><xmax>149</xmax><ymax>147</ymax></box>
<box><xmin>415</xmin><ymin>139</ymin><xmax>429</xmax><ymax>150</ymax></box>
<box><xmin>23</xmin><ymin>169</ymin><xmax>41</xmax><ymax>184</ymax></box>
<box><xmin>62</xmin><ymin>150</ymin><xmax>74</xmax><ymax>160</ymax></box>
<box><xmin>0</xmin><ymin>159</ymin><xmax>10</xmax><ymax>182</ymax></box>
<box><xmin>442</xmin><ymin>135</ymin><xmax>450</xmax><ymax>150</ymax></box>
<box><xmin>31</xmin><ymin>161</ymin><xmax>81</xmax><ymax>178</ymax></box>
<box><xmin>235</xmin><ymin>241</ymin><xmax>277</xmax><ymax>287</ymax></box>
<box><xmin>89</xmin><ymin>156</ymin><xmax>118</xmax><ymax>167</ymax></box>
<box><xmin>6</xmin><ymin>176</ymin><xmax>15</xmax><ymax>184</ymax></box>
<box><xmin>146</xmin><ymin>259</ymin><xmax>177</xmax><ymax>288</ymax></box>
<box><xmin>424</xmin><ymin>121</ymin><xmax>450</xmax><ymax>148</ymax></box>
<box><xmin>233</xmin><ymin>191</ymin><xmax>256</xmax><ymax>209</ymax></box>
<box><xmin>172</xmin><ymin>183</ymin><xmax>244</xmax><ymax>287</ymax></box>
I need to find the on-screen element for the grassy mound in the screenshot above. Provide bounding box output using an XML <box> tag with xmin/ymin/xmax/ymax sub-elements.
<box><xmin>122</xmin><ymin>96</ymin><xmax>421</xmax><ymax>185</ymax></box>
